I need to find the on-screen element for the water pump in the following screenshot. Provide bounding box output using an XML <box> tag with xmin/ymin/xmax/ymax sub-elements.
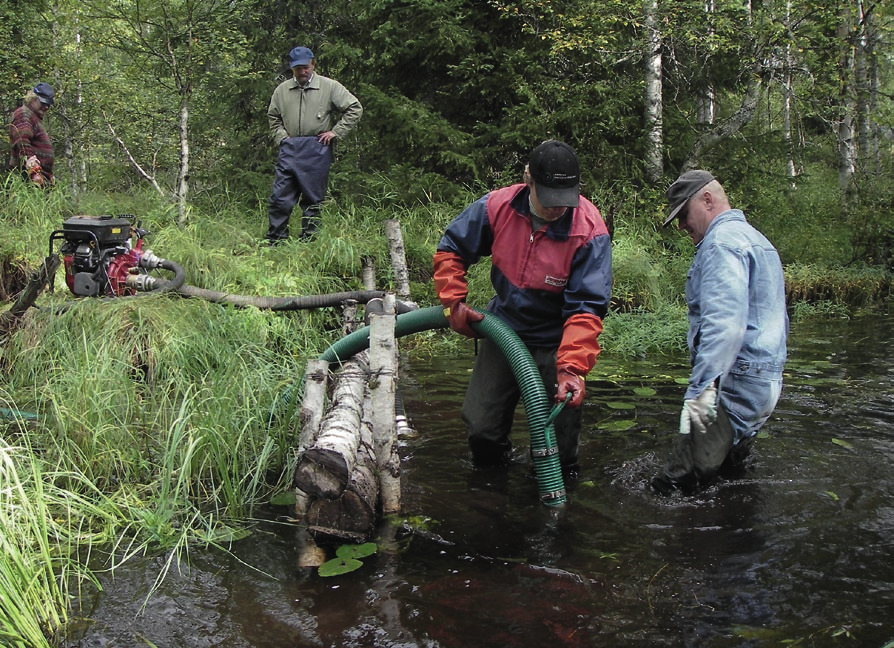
<box><xmin>48</xmin><ymin>215</ymin><xmax>185</xmax><ymax>297</ymax></box>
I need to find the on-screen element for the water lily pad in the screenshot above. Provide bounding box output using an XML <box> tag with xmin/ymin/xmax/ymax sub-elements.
<box><xmin>605</xmin><ymin>401</ymin><xmax>636</xmax><ymax>410</ymax></box>
<box><xmin>831</xmin><ymin>438</ymin><xmax>854</xmax><ymax>450</ymax></box>
<box><xmin>319</xmin><ymin>557</ymin><xmax>364</xmax><ymax>577</ymax></box>
<box><xmin>270</xmin><ymin>491</ymin><xmax>296</xmax><ymax>506</ymax></box>
<box><xmin>633</xmin><ymin>387</ymin><xmax>656</xmax><ymax>397</ymax></box>
<box><xmin>599</xmin><ymin>419</ymin><xmax>637</xmax><ymax>432</ymax></box>
<box><xmin>674</xmin><ymin>377</ymin><xmax>689</xmax><ymax>385</ymax></box>
<box><xmin>336</xmin><ymin>542</ymin><xmax>377</xmax><ymax>559</ymax></box>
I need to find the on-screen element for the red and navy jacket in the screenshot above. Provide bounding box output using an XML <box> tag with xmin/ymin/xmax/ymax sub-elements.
<box><xmin>434</xmin><ymin>183</ymin><xmax>612</xmax><ymax>375</ymax></box>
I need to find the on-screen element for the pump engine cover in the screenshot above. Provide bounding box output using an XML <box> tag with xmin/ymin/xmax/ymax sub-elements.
<box><xmin>62</xmin><ymin>216</ymin><xmax>132</xmax><ymax>246</ymax></box>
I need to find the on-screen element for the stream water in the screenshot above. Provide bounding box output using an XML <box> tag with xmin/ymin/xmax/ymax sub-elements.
<box><xmin>64</xmin><ymin>315</ymin><xmax>894</xmax><ymax>647</ymax></box>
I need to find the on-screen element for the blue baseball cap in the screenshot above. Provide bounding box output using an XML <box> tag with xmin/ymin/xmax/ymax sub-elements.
<box><xmin>288</xmin><ymin>46</ymin><xmax>315</xmax><ymax>67</ymax></box>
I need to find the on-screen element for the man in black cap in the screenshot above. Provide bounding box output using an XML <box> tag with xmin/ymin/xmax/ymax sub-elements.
<box><xmin>8</xmin><ymin>82</ymin><xmax>55</xmax><ymax>187</ymax></box>
<box><xmin>433</xmin><ymin>140</ymin><xmax>613</xmax><ymax>473</ymax></box>
<box><xmin>265</xmin><ymin>46</ymin><xmax>363</xmax><ymax>243</ymax></box>
<box><xmin>652</xmin><ymin>170</ymin><xmax>788</xmax><ymax>495</ymax></box>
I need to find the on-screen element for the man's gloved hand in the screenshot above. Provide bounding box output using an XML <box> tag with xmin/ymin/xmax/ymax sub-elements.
<box><xmin>443</xmin><ymin>301</ymin><xmax>483</xmax><ymax>338</ymax></box>
<box><xmin>679</xmin><ymin>383</ymin><xmax>718</xmax><ymax>435</ymax></box>
<box><xmin>555</xmin><ymin>367</ymin><xmax>585</xmax><ymax>408</ymax></box>
<box><xmin>25</xmin><ymin>155</ymin><xmax>40</xmax><ymax>170</ymax></box>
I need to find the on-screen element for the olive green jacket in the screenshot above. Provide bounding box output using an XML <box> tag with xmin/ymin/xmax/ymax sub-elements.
<box><xmin>267</xmin><ymin>73</ymin><xmax>362</xmax><ymax>145</ymax></box>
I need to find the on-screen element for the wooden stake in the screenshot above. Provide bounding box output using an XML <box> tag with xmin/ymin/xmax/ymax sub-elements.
<box><xmin>383</xmin><ymin>220</ymin><xmax>411</xmax><ymax>300</ymax></box>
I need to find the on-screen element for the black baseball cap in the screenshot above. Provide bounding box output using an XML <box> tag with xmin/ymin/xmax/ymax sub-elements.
<box><xmin>34</xmin><ymin>82</ymin><xmax>55</xmax><ymax>106</ymax></box>
<box><xmin>528</xmin><ymin>140</ymin><xmax>580</xmax><ymax>208</ymax></box>
<box><xmin>663</xmin><ymin>170</ymin><xmax>714</xmax><ymax>227</ymax></box>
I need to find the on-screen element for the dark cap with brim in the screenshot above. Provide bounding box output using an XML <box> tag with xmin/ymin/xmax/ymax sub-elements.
<box><xmin>529</xmin><ymin>140</ymin><xmax>581</xmax><ymax>208</ymax></box>
<box><xmin>663</xmin><ymin>170</ymin><xmax>714</xmax><ymax>227</ymax></box>
<box><xmin>33</xmin><ymin>82</ymin><xmax>55</xmax><ymax>106</ymax></box>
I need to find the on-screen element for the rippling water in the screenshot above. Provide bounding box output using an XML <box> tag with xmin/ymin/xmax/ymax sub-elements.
<box><xmin>65</xmin><ymin>316</ymin><xmax>894</xmax><ymax>647</ymax></box>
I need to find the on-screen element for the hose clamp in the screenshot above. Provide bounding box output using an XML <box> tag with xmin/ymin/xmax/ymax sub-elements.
<box><xmin>531</xmin><ymin>447</ymin><xmax>559</xmax><ymax>458</ymax></box>
<box><xmin>540</xmin><ymin>489</ymin><xmax>566</xmax><ymax>502</ymax></box>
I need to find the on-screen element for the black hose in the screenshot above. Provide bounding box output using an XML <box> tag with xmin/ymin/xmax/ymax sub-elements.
<box><xmin>175</xmin><ymin>286</ymin><xmax>386</xmax><ymax>310</ymax></box>
<box><xmin>151</xmin><ymin>258</ymin><xmax>187</xmax><ymax>293</ymax></box>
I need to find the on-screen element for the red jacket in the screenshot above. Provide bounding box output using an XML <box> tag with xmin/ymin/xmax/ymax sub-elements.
<box><xmin>434</xmin><ymin>183</ymin><xmax>612</xmax><ymax>375</ymax></box>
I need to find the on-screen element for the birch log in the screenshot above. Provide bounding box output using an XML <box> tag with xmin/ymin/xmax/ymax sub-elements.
<box><xmin>293</xmin><ymin>359</ymin><xmax>329</xmax><ymax>518</ymax></box>
<box><xmin>370</xmin><ymin>294</ymin><xmax>401</xmax><ymax>514</ymax></box>
<box><xmin>293</xmin><ymin>359</ymin><xmax>366</xmax><ymax>499</ymax></box>
<box><xmin>306</xmin><ymin>383</ymin><xmax>379</xmax><ymax>541</ymax></box>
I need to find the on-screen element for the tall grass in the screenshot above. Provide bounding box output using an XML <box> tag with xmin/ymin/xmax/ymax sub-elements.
<box><xmin>1</xmin><ymin>165</ymin><xmax>892</xmax><ymax>642</ymax></box>
<box><xmin>0</xmin><ymin>434</ymin><xmax>107</xmax><ymax>648</ymax></box>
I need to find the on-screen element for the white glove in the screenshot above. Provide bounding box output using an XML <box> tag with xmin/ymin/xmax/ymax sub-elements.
<box><xmin>679</xmin><ymin>383</ymin><xmax>718</xmax><ymax>435</ymax></box>
<box><xmin>25</xmin><ymin>155</ymin><xmax>40</xmax><ymax>170</ymax></box>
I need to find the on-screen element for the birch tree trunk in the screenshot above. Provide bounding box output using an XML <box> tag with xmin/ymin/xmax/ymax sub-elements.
<box><xmin>682</xmin><ymin>73</ymin><xmax>763</xmax><ymax>170</ymax></box>
<box><xmin>362</xmin><ymin>257</ymin><xmax>376</xmax><ymax>291</ymax></box>
<box><xmin>783</xmin><ymin>0</ymin><xmax>798</xmax><ymax>182</ymax></box>
<box><xmin>643</xmin><ymin>0</ymin><xmax>663</xmax><ymax>184</ymax></box>
<box><xmin>177</xmin><ymin>98</ymin><xmax>190</xmax><ymax>228</ymax></box>
<box><xmin>836</xmin><ymin>4</ymin><xmax>856</xmax><ymax>191</ymax></box>
<box><xmin>696</xmin><ymin>0</ymin><xmax>716</xmax><ymax>126</ymax></box>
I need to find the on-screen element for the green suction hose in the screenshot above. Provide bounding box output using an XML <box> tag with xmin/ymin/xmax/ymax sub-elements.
<box><xmin>317</xmin><ymin>305</ymin><xmax>567</xmax><ymax>506</ymax></box>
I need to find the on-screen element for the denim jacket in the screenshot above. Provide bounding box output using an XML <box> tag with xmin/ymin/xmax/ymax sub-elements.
<box><xmin>686</xmin><ymin>209</ymin><xmax>788</xmax><ymax>439</ymax></box>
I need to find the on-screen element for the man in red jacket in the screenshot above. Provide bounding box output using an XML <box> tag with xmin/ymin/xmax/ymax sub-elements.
<box><xmin>8</xmin><ymin>82</ymin><xmax>55</xmax><ymax>187</ymax></box>
<box><xmin>433</xmin><ymin>140</ymin><xmax>613</xmax><ymax>473</ymax></box>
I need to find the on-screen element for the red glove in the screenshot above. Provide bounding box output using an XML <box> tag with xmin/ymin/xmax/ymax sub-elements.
<box><xmin>443</xmin><ymin>301</ymin><xmax>484</xmax><ymax>338</ymax></box>
<box><xmin>555</xmin><ymin>367</ymin><xmax>585</xmax><ymax>408</ymax></box>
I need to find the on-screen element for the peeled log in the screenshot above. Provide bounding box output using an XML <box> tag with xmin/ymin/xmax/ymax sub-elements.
<box><xmin>306</xmin><ymin>387</ymin><xmax>379</xmax><ymax>542</ymax></box>
<box><xmin>294</xmin><ymin>360</ymin><xmax>366</xmax><ymax>499</ymax></box>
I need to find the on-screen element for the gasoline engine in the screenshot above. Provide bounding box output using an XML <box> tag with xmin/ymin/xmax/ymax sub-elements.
<box><xmin>49</xmin><ymin>215</ymin><xmax>185</xmax><ymax>297</ymax></box>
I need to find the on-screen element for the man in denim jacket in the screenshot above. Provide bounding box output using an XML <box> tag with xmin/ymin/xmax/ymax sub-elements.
<box><xmin>652</xmin><ymin>170</ymin><xmax>788</xmax><ymax>495</ymax></box>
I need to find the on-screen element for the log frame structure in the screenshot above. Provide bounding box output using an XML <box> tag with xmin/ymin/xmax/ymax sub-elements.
<box><xmin>293</xmin><ymin>222</ymin><xmax>411</xmax><ymax>544</ymax></box>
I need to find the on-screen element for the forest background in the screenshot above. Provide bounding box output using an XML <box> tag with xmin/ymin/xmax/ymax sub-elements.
<box><xmin>1</xmin><ymin>0</ymin><xmax>894</xmax><ymax>645</ymax></box>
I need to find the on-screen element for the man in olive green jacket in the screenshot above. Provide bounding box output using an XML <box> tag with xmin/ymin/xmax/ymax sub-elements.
<box><xmin>265</xmin><ymin>46</ymin><xmax>363</xmax><ymax>243</ymax></box>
